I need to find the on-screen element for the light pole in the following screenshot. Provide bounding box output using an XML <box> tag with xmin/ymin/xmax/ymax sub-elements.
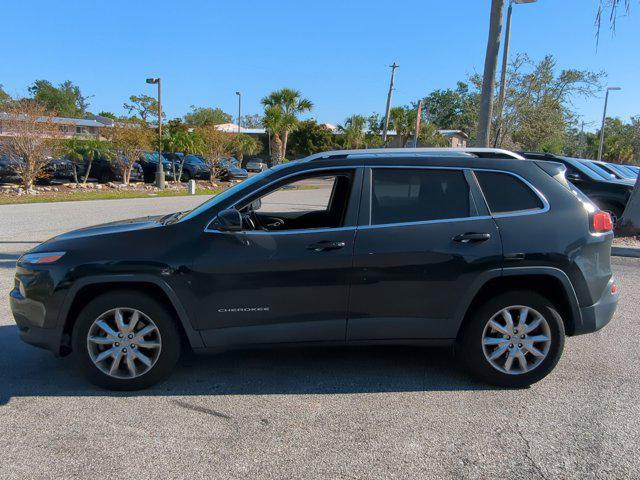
<box><xmin>494</xmin><ymin>0</ymin><xmax>537</xmax><ymax>146</ymax></box>
<box><xmin>235</xmin><ymin>91</ymin><xmax>242</xmax><ymax>134</ymax></box>
<box><xmin>146</xmin><ymin>77</ymin><xmax>164</xmax><ymax>189</ymax></box>
<box><xmin>598</xmin><ymin>86</ymin><xmax>622</xmax><ymax>161</ymax></box>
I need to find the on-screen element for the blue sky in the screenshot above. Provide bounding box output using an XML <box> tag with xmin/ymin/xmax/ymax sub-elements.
<box><xmin>2</xmin><ymin>0</ymin><xmax>638</xmax><ymax>131</ymax></box>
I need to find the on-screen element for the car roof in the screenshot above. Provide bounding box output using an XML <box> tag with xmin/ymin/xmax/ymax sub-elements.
<box><xmin>303</xmin><ymin>147</ymin><xmax>524</xmax><ymax>162</ymax></box>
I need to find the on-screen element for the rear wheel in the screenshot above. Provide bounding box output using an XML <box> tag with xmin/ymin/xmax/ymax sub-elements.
<box><xmin>72</xmin><ymin>291</ymin><xmax>181</xmax><ymax>390</ymax></box>
<box><xmin>458</xmin><ymin>291</ymin><xmax>565</xmax><ymax>388</ymax></box>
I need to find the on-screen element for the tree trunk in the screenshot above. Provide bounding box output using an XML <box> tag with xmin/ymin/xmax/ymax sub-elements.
<box><xmin>72</xmin><ymin>163</ymin><xmax>78</xmax><ymax>184</ymax></box>
<box><xmin>282</xmin><ymin>130</ymin><xmax>289</xmax><ymax>160</ymax></box>
<box><xmin>271</xmin><ymin>134</ymin><xmax>283</xmax><ymax>165</ymax></box>
<box><xmin>82</xmin><ymin>158</ymin><xmax>93</xmax><ymax>184</ymax></box>
<box><xmin>476</xmin><ymin>0</ymin><xmax>505</xmax><ymax>147</ymax></box>
<box><xmin>619</xmin><ymin>174</ymin><xmax>640</xmax><ymax>235</ymax></box>
<box><xmin>177</xmin><ymin>158</ymin><xmax>186</xmax><ymax>184</ymax></box>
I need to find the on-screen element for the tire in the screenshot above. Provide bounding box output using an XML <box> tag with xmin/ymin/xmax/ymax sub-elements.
<box><xmin>72</xmin><ymin>291</ymin><xmax>181</xmax><ymax>390</ymax></box>
<box><xmin>457</xmin><ymin>290</ymin><xmax>565</xmax><ymax>388</ymax></box>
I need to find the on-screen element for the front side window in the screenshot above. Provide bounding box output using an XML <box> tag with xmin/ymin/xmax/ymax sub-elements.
<box><xmin>238</xmin><ymin>171</ymin><xmax>353</xmax><ymax>231</ymax></box>
<box><xmin>475</xmin><ymin>171</ymin><xmax>543</xmax><ymax>214</ymax></box>
<box><xmin>371</xmin><ymin>169</ymin><xmax>475</xmax><ymax>225</ymax></box>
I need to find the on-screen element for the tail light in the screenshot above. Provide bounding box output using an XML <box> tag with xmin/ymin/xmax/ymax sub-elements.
<box><xmin>592</xmin><ymin>211</ymin><xmax>613</xmax><ymax>233</ymax></box>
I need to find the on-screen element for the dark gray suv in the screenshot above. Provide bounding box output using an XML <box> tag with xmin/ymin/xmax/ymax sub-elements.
<box><xmin>10</xmin><ymin>148</ymin><xmax>618</xmax><ymax>390</ymax></box>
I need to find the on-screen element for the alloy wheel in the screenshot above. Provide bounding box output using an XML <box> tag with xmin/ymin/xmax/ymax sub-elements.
<box><xmin>481</xmin><ymin>305</ymin><xmax>551</xmax><ymax>375</ymax></box>
<box><xmin>86</xmin><ymin>307</ymin><xmax>162</xmax><ymax>379</ymax></box>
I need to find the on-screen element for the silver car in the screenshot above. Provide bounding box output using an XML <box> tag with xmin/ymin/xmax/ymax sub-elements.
<box><xmin>245</xmin><ymin>158</ymin><xmax>267</xmax><ymax>172</ymax></box>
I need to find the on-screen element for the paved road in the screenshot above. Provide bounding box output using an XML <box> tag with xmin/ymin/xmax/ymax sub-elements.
<box><xmin>0</xmin><ymin>197</ymin><xmax>639</xmax><ymax>479</ymax></box>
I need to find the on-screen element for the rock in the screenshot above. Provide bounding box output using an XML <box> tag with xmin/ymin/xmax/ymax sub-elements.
<box><xmin>95</xmin><ymin>184</ymin><xmax>103</xmax><ymax>190</ymax></box>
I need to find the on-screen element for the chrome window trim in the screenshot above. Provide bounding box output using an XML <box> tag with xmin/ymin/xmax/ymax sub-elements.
<box><xmin>366</xmin><ymin>165</ymin><xmax>550</xmax><ymax>227</ymax></box>
<box><xmin>203</xmin><ymin>166</ymin><xmax>359</xmax><ymax>234</ymax></box>
<box><xmin>359</xmin><ymin>215</ymin><xmax>494</xmax><ymax>231</ymax></box>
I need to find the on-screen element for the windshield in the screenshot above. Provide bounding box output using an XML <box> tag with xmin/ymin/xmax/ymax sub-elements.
<box><xmin>178</xmin><ymin>163</ymin><xmax>290</xmax><ymax>222</ymax></box>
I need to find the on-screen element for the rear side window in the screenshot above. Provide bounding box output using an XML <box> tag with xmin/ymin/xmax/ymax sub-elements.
<box><xmin>371</xmin><ymin>169</ymin><xmax>475</xmax><ymax>225</ymax></box>
<box><xmin>475</xmin><ymin>171</ymin><xmax>543</xmax><ymax>214</ymax></box>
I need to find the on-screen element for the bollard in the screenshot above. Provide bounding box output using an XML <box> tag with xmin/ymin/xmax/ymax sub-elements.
<box><xmin>187</xmin><ymin>179</ymin><xmax>196</xmax><ymax>195</ymax></box>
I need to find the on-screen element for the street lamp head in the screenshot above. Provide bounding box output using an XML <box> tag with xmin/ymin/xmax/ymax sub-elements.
<box><xmin>607</xmin><ymin>86</ymin><xmax>622</xmax><ymax>91</ymax></box>
<box><xmin>146</xmin><ymin>78</ymin><xmax>159</xmax><ymax>84</ymax></box>
<box><xmin>235</xmin><ymin>91</ymin><xmax>241</xmax><ymax>96</ymax></box>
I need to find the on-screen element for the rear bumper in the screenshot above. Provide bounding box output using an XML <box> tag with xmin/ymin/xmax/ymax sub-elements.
<box><xmin>574</xmin><ymin>278</ymin><xmax>618</xmax><ymax>335</ymax></box>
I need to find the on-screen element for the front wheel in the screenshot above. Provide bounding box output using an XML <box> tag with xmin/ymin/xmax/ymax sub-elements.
<box><xmin>72</xmin><ymin>291</ymin><xmax>181</xmax><ymax>390</ymax></box>
<box><xmin>457</xmin><ymin>291</ymin><xmax>565</xmax><ymax>388</ymax></box>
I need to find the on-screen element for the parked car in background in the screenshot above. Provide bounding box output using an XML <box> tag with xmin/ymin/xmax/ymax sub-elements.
<box><xmin>0</xmin><ymin>155</ymin><xmax>21</xmax><ymax>182</ymax></box>
<box><xmin>43</xmin><ymin>157</ymin><xmax>84</xmax><ymax>183</ymax></box>
<box><xmin>245</xmin><ymin>158</ymin><xmax>267</xmax><ymax>172</ymax></box>
<box><xmin>599</xmin><ymin>162</ymin><xmax>638</xmax><ymax>180</ymax></box>
<box><xmin>90</xmin><ymin>157</ymin><xmax>144</xmax><ymax>183</ymax></box>
<box><xmin>218</xmin><ymin>157</ymin><xmax>248</xmax><ymax>181</ymax></box>
<box><xmin>11</xmin><ymin>148</ymin><xmax>618</xmax><ymax>390</ymax></box>
<box><xmin>139</xmin><ymin>152</ymin><xmax>176</xmax><ymax>183</ymax></box>
<box><xmin>163</xmin><ymin>153</ymin><xmax>210</xmax><ymax>181</ymax></box>
<box><xmin>519</xmin><ymin>152</ymin><xmax>633</xmax><ymax>225</ymax></box>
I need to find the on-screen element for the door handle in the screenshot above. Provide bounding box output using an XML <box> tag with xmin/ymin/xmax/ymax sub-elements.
<box><xmin>452</xmin><ymin>232</ymin><xmax>491</xmax><ymax>244</ymax></box>
<box><xmin>307</xmin><ymin>241</ymin><xmax>346</xmax><ymax>252</ymax></box>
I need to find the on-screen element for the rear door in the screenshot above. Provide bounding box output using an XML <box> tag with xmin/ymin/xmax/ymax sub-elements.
<box><xmin>348</xmin><ymin>166</ymin><xmax>502</xmax><ymax>340</ymax></box>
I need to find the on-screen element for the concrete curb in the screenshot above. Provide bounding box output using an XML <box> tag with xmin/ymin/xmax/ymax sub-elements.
<box><xmin>611</xmin><ymin>246</ymin><xmax>640</xmax><ymax>258</ymax></box>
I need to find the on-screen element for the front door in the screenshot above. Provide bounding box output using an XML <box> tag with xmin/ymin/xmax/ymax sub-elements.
<box><xmin>191</xmin><ymin>168</ymin><xmax>362</xmax><ymax>347</ymax></box>
<box><xmin>348</xmin><ymin>167</ymin><xmax>502</xmax><ymax>340</ymax></box>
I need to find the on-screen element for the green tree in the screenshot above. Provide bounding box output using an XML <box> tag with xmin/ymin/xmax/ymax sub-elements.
<box><xmin>261</xmin><ymin>88</ymin><xmax>313</xmax><ymax>159</ymax></box>
<box><xmin>338</xmin><ymin>115</ymin><xmax>367</xmax><ymax>149</ymax></box>
<box><xmin>162</xmin><ymin>128</ymin><xmax>205</xmax><ymax>183</ymax></box>
<box><xmin>27</xmin><ymin>80</ymin><xmax>90</xmax><ymax>117</ymax></box>
<box><xmin>262</xmin><ymin>105</ymin><xmax>296</xmax><ymax>165</ymax></box>
<box><xmin>61</xmin><ymin>139</ymin><xmax>113</xmax><ymax>184</ymax></box>
<box><xmin>389</xmin><ymin>106</ymin><xmax>417</xmax><ymax>147</ymax></box>
<box><xmin>418</xmin><ymin>123</ymin><xmax>450</xmax><ymax>147</ymax></box>
<box><xmin>97</xmin><ymin>111</ymin><xmax>117</xmax><ymax>120</ymax></box>
<box><xmin>288</xmin><ymin>120</ymin><xmax>335</xmax><ymax>157</ymax></box>
<box><xmin>232</xmin><ymin>134</ymin><xmax>262</xmax><ymax>164</ymax></box>
<box><xmin>0</xmin><ymin>84</ymin><xmax>9</xmax><ymax>104</ymax></box>
<box><xmin>196</xmin><ymin>126</ymin><xmax>234</xmax><ymax>185</ymax></box>
<box><xmin>105</xmin><ymin>123</ymin><xmax>154</xmax><ymax>184</ymax></box>
<box><xmin>123</xmin><ymin>94</ymin><xmax>163</xmax><ymax>124</ymax></box>
<box><xmin>240</xmin><ymin>114</ymin><xmax>263</xmax><ymax>128</ymax></box>
<box><xmin>421</xmin><ymin>82</ymin><xmax>479</xmax><ymax>142</ymax></box>
<box><xmin>183</xmin><ymin>106</ymin><xmax>232</xmax><ymax>126</ymax></box>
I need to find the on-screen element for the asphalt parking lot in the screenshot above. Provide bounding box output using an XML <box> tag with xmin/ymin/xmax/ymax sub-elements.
<box><xmin>0</xmin><ymin>196</ymin><xmax>639</xmax><ymax>479</ymax></box>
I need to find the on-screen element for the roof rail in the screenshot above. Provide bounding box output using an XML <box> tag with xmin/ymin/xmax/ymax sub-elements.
<box><xmin>302</xmin><ymin>147</ymin><xmax>524</xmax><ymax>162</ymax></box>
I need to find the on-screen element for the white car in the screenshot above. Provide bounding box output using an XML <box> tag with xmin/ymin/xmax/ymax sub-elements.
<box><xmin>245</xmin><ymin>158</ymin><xmax>267</xmax><ymax>172</ymax></box>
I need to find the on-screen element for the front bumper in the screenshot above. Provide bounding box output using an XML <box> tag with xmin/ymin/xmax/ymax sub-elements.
<box><xmin>574</xmin><ymin>277</ymin><xmax>618</xmax><ymax>335</ymax></box>
<box><xmin>10</xmin><ymin>287</ymin><xmax>63</xmax><ymax>353</ymax></box>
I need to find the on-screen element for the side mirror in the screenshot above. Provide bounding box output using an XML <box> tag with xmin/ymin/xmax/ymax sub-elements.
<box><xmin>210</xmin><ymin>208</ymin><xmax>242</xmax><ymax>232</ymax></box>
<box><xmin>250</xmin><ymin>198</ymin><xmax>262</xmax><ymax>211</ymax></box>
<box><xmin>566</xmin><ymin>173</ymin><xmax>582</xmax><ymax>182</ymax></box>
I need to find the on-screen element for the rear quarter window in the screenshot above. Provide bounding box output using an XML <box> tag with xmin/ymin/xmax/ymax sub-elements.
<box><xmin>475</xmin><ymin>171</ymin><xmax>543</xmax><ymax>214</ymax></box>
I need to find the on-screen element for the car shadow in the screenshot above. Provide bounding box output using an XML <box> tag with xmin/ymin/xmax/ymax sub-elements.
<box><xmin>0</xmin><ymin>252</ymin><xmax>20</xmax><ymax>269</ymax></box>
<box><xmin>0</xmin><ymin>324</ymin><xmax>494</xmax><ymax>405</ymax></box>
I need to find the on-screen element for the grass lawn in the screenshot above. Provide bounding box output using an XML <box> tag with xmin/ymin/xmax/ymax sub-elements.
<box><xmin>0</xmin><ymin>187</ymin><xmax>223</xmax><ymax>205</ymax></box>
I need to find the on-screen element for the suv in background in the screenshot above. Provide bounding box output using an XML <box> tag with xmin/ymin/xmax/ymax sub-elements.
<box><xmin>519</xmin><ymin>152</ymin><xmax>633</xmax><ymax>225</ymax></box>
<box><xmin>11</xmin><ymin>148</ymin><xmax>617</xmax><ymax>390</ymax></box>
<box><xmin>89</xmin><ymin>157</ymin><xmax>144</xmax><ymax>183</ymax></box>
<box><xmin>218</xmin><ymin>157</ymin><xmax>248</xmax><ymax>181</ymax></box>
<box><xmin>139</xmin><ymin>152</ymin><xmax>176</xmax><ymax>183</ymax></box>
<box><xmin>163</xmin><ymin>153</ymin><xmax>210</xmax><ymax>181</ymax></box>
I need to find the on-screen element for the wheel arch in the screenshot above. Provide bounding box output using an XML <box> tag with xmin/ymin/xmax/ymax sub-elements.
<box><xmin>455</xmin><ymin>267</ymin><xmax>582</xmax><ymax>340</ymax></box>
<box><xmin>58</xmin><ymin>275</ymin><xmax>204</xmax><ymax>355</ymax></box>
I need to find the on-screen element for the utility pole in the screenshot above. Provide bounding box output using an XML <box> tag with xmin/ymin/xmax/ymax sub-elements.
<box><xmin>598</xmin><ymin>86</ymin><xmax>621</xmax><ymax>161</ymax></box>
<box><xmin>382</xmin><ymin>62</ymin><xmax>399</xmax><ymax>144</ymax></box>
<box><xmin>235</xmin><ymin>91</ymin><xmax>242</xmax><ymax>133</ymax></box>
<box><xmin>146</xmin><ymin>77</ymin><xmax>164</xmax><ymax>189</ymax></box>
<box><xmin>476</xmin><ymin>0</ymin><xmax>505</xmax><ymax>147</ymax></box>
<box><xmin>412</xmin><ymin>100</ymin><xmax>423</xmax><ymax>148</ymax></box>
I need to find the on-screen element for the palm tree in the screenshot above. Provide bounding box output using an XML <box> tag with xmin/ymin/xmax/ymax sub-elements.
<box><xmin>261</xmin><ymin>88</ymin><xmax>313</xmax><ymax>160</ymax></box>
<box><xmin>61</xmin><ymin>139</ymin><xmax>112</xmax><ymax>184</ymax></box>
<box><xmin>338</xmin><ymin>115</ymin><xmax>367</xmax><ymax>149</ymax></box>
<box><xmin>262</xmin><ymin>105</ymin><xmax>297</xmax><ymax>165</ymax></box>
<box><xmin>232</xmin><ymin>134</ymin><xmax>262</xmax><ymax>164</ymax></box>
<box><xmin>389</xmin><ymin>106</ymin><xmax>417</xmax><ymax>147</ymax></box>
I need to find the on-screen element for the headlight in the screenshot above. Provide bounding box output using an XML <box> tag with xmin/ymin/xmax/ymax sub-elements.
<box><xmin>19</xmin><ymin>252</ymin><xmax>66</xmax><ymax>265</ymax></box>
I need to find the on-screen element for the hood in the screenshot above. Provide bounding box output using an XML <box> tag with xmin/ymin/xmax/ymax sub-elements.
<box><xmin>48</xmin><ymin>215</ymin><xmax>165</xmax><ymax>242</ymax></box>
